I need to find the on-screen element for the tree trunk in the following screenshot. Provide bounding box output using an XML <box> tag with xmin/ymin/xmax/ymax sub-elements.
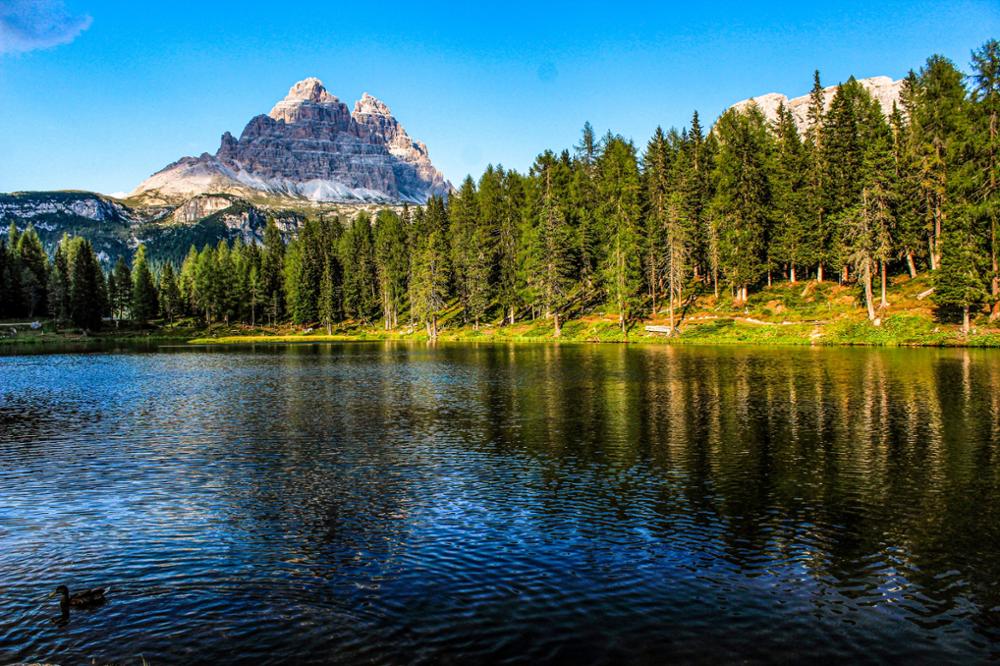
<box><xmin>767</xmin><ymin>270</ymin><xmax>772</xmax><ymax>287</ymax></box>
<box><xmin>817</xmin><ymin>262</ymin><xmax>824</xmax><ymax>283</ymax></box>
<box><xmin>992</xmin><ymin>220</ymin><xmax>1000</xmax><ymax>321</ymax></box>
<box><xmin>863</xmin><ymin>261</ymin><xmax>876</xmax><ymax>322</ymax></box>
<box><xmin>906</xmin><ymin>251</ymin><xmax>917</xmax><ymax>278</ymax></box>
<box><xmin>842</xmin><ymin>265</ymin><xmax>849</xmax><ymax>283</ymax></box>
<box><xmin>509</xmin><ymin>305</ymin><xmax>515</xmax><ymax>326</ymax></box>
<box><xmin>790</xmin><ymin>264</ymin><xmax>797</xmax><ymax>284</ymax></box>
<box><xmin>326</xmin><ymin>323</ymin><xmax>332</xmax><ymax>335</ymax></box>
<box><xmin>929</xmin><ymin>236</ymin><xmax>938</xmax><ymax>271</ymax></box>
<box><xmin>962</xmin><ymin>305</ymin><xmax>970</xmax><ymax>335</ymax></box>
<box><xmin>880</xmin><ymin>260</ymin><xmax>888</xmax><ymax>308</ymax></box>
<box><xmin>553</xmin><ymin>312</ymin><xmax>561</xmax><ymax>338</ymax></box>
<box><xmin>668</xmin><ymin>287</ymin><xmax>675</xmax><ymax>335</ymax></box>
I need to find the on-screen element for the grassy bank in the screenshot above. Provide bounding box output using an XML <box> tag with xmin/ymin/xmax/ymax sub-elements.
<box><xmin>186</xmin><ymin>275</ymin><xmax>1000</xmax><ymax>348</ymax></box>
<box><xmin>6</xmin><ymin>274</ymin><xmax>1000</xmax><ymax>350</ymax></box>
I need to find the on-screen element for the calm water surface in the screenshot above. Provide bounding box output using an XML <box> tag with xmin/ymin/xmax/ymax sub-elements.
<box><xmin>1</xmin><ymin>343</ymin><xmax>998</xmax><ymax>664</ymax></box>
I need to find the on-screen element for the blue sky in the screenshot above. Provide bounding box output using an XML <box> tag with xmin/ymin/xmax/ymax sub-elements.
<box><xmin>1</xmin><ymin>0</ymin><xmax>998</xmax><ymax>195</ymax></box>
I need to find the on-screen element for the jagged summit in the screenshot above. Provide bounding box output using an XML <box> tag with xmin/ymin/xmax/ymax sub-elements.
<box><xmin>131</xmin><ymin>78</ymin><xmax>450</xmax><ymax>205</ymax></box>
<box><xmin>353</xmin><ymin>92</ymin><xmax>393</xmax><ymax>117</ymax></box>
<box><xmin>729</xmin><ymin>75</ymin><xmax>904</xmax><ymax>133</ymax></box>
<box><xmin>282</xmin><ymin>77</ymin><xmax>338</xmax><ymax>103</ymax></box>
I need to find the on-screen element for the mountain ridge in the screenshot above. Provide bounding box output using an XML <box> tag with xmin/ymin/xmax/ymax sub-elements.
<box><xmin>130</xmin><ymin>77</ymin><xmax>450</xmax><ymax>206</ymax></box>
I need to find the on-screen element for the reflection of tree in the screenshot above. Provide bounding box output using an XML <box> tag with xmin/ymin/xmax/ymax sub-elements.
<box><xmin>159</xmin><ymin>343</ymin><xmax>1000</xmax><ymax>648</ymax></box>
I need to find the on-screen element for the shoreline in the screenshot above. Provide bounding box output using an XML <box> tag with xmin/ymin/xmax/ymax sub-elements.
<box><xmin>4</xmin><ymin>318</ymin><xmax>999</xmax><ymax>350</ymax></box>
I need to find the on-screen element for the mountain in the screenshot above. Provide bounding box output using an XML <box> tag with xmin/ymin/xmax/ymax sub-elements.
<box><xmin>730</xmin><ymin>75</ymin><xmax>903</xmax><ymax>132</ymax></box>
<box><xmin>0</xmin><ymin>190</ymin><xmax>312</xmax><ymax>266</ymax></box>
<box><xmin>130</xmin><ymin>78</ymin><xmax>450</xmax><ymax>205</ymax></box>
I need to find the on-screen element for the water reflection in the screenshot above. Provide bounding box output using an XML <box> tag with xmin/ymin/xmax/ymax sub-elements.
<box><xmin>0</xmin><ymin>343</ymin><xmax>998</xmax><ymax>663</ymax></box>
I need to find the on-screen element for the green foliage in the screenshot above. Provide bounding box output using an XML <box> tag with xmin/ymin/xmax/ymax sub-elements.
<box><xmin>597</xmin><ymin>135</ymin><xmax>643</xmax><ymax>331</ymax></box>
<box><xmin>130</xmin><ymin>245</ymin><xmax>159</xmax><ymax>323</ymax></box>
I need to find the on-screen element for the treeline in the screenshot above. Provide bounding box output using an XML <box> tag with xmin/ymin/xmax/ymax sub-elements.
<box><xmin>1</xmin><ymin>42</ymin><xmax>997</xmax><ymax>336</ymax></box>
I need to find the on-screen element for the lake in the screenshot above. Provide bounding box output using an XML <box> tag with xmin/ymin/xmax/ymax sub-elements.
<box><xmin>1</xmin><ymin>342</ymin><xmax>998</xmax><ymax>664</ymax></box>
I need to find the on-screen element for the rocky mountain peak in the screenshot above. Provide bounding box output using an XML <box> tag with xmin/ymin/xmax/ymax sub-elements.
<box><xmin>283</xmin><ymin>77</ymin><xmax>338</xmax><ymax>104</ymax></box>
<box><xmin>353</xmin><ymin>92</ymin><xmax>393</xmax><ymax>118</ymax></box>
<box><xmin>131</xmin><ymin>77</ymin><xmax>450</xmax><ymax>204</ymax></box>
<box><xmin>729</xmin><ymin>75</ymin><xmax>904</xmax><ymax>134</ymax></box>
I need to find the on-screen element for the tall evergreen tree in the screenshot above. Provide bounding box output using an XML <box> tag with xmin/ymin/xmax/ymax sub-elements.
<box><xmin>497</xmin><ymin>168</ymin><xmax>525</xmax><ymax>324</ymax></box>
<box><xmin>47</xmin><ymin>240</ymin><xmax>71</xmax><ymax>323</ymax></box>
<box><xmin>641</xmin><ymin>126</ymin><xmax>673</xmax><ymax>314</ymax></box>
<box><xmin>969</xmin><ymin>39</ymin><xmax>1000</xmax><ymax>318</ymax></box>
<box><xmin>771</xmin><ymin>104</ymin><xmax>813</xmax><ymax>283</ymax></box>
<box><xmin>16</xmin><ymin>225</ymin><xmax>49</xmax><ymax>317</ymax></box>
<box><xmin>597</xmin><ymin>135</ymin><xmax>643</xmax><ymax>333</ymax></box>
<box><xmin>67</xmin><ymin>238</ymin><xmax>106</xmax><ymax>330</ymax></box>
<box><xmin>261</xmin><ymin>219</ymin><xmax>286</xmax><ymax>324</ymax></box>
<box><xmin>804</xmin><ymin>70</ymin><xmax>830</xmax><ymax>281</ymax></box>
<box><xmin>845</xmin><ymin>120</ymin><xmax>896</xmax><ymax>320</ymax></box>
<box><xmin>112</xmin><ymin>255</ymin><xmax>132</xmax><ymax>320</ymax></box>
<box><xmin>409</xmin><ymin>197</ymin><xmax>451</xmax><ymax>338</ymax></box>
<box><xmin>913</xmin><ymin>55</ymin><xmax>969</xmax><ymax>270</ymax></box>
<box><xmin>374</xmin><ymin>209</ymin><xmax>409</xmax><ymax>329</ymax></box>
<box><xmin>130</xmin><ymin>245</ymin><xmax>159</xmax><ymax>324</ymax></box>
<box><xmin>340</xmin><ymin>212</ymin><xmax>377</xmax><ymax>322</ymax></box>
<box><xmin>158</xmin><ymin>261</ymin><xmax>181</xmax><ymax>323</ymax></box>
<box><xmin>527</xmin><ymin>155</ymin><xmax>575</xmax><ymax>335</ymax></box>
<box><xmin>711</xmin><ymin>106</ymin><xmax>772</xmax><ymax>303</ymax></box>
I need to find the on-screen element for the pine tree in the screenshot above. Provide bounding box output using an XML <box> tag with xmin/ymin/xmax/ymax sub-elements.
<box><xmin>319</xmin><ymin>260</ymin><xmax>336</xmax><ymax>335</ymax></box>
<box><xmin>340</xmin><ymin>212</ymin><xmax>377</xmax><ymax>322</ymax></box>
<box><xmin>112</xmin><ymin>255</ymin><xmax>132</xmax><ymax>320</ymax></box>
<box><xmin>597</xmin><ymin>135</ymin><xmax>643</xmax><ymax>333</ymax></box>
<box><xmin>914</xmin><ymin>55</ymin><xmax>969</xmax><ymax>270</ymax></box>
<box><xmin>934</xmin><ymin>213</ymin><xmax>989</xmax><ymax>334</ymax></box>
<box><xmin>641</xmin><ymin>126</ymin><xmax>673</xmax><ymax>315</ymax></box>
<box><xmin>47</xmin><ymin>239</ymin><xmax>71</xmax><ymax>324</ymax></box>
<box><xmin>528</xmin><ymin>156</ymin><xmax>575</xmax><ymax>335</ymax></box>
<box><xmin>67</xmin><ymin>238</ymin><xmax>106</xmax><ymax>331</ymax></box>
<box><xmin>374</xmin><ymin>209</ymin><xmax>408</xmax><ymax>329</ymax></box>
<box><xmin>130</xmin><ymin>245</ymin><xmax>159</xmax><ymax>324</ymax></box>
<box><xmin>573</xmin><ymin>123</ymin><xmax>602</xmax><ymax>294</ymax></box>
<box><xmin>497</xmin><ymin>168</ymin><xmax>525</xmax><ymax>324</ymax></box>
<box><xmin>969</xmin><ymin>39</ymin><xmax>1000</xmax><ymax>318</ymax></box>
<box><xmin>890</xmin><ymin>94</ymin><xmax>926</xmax><ymax>277</ymax></box>
<box><xmin>823</xmin><ymin>78</ymin><xmax>883</xmax><ymax>282</ymax></box>
<box><xmin>448</xmin><ymin>177</ymin><xmax>479</xmax><ymax>320</ymax></box>
<box><xmin>665</xmin><ymin>138</ymin><xmax>698</xmax><ymax>330</ymax></box>
<box><xmin>0</xmin><ymin>238</ymin><xmax>9</xmax><ymax>319</ymax></box>
<box><xmin>158</xmin><ymin>261</ymin><xmax>181</xmax><ymax>323</ymax></box>
<box><xmin>4</xmin><ymin>223</ymin><xmax>23</xmax><ymax>316</ymax></box>
<box><xmin>409</xmin><ymin>197</ymin><xmax>451</xmax><ymax>338</ymax></box>
<box><xmin>261</xmin><ymin>219</ymin><xmax>286</xmax><ymax>324</ymax></box>
<box><xmin>711</xmin><ymin>106</ymin><xmax>772</xmax><ymax>304</ymax></box>
<box><xmin>178</xmin><ymin>246</ymin><xmax>198</xmax><ymax>317</ymax></box>
<box><xmin>805</xmin><ymin>70</ymin><xmax>829</xmax><ymax>282</ymax></box>
<box><xmin>17</xmin><ymin>225</ymin><xmax>49</xmax><ymax>317</ymax></box>
<box><xmin>846</xmin><ymin>120</ymin><xmax>896</xmax><ymax>321</ymax></box>
<box><xmin>770</xmin><ymin>104</ymin><xmax>812</xmax><ymax>283</ymax></box>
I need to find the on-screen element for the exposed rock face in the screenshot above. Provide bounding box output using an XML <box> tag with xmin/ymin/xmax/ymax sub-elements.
<box><xmin>132</xmin><ymin>78</ymin><xmax>450</xmax><ymax>204</ymax></box>
<box><xmin>730</xmin><ymin>76</ymin><xmax>904</xmax><ymax>134</ymax></box>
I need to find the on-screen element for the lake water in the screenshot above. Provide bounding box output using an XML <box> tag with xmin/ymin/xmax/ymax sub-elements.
<box><xmin>1</xmin><ymin>343</ymin><xmax>998</xmax><ymax>664</ymax></box>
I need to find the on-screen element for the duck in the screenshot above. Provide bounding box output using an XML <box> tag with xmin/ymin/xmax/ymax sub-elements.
<box><xmin>51</xmin><ymin>584</ymin><xmax>109</xmax><ymax>615</ymax></box>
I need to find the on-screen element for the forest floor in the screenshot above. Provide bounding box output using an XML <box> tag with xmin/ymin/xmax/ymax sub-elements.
<box><xmin>184</xmin><ymin>274</ymin><xmax>1000</xmax><ymax>348</ymax></box>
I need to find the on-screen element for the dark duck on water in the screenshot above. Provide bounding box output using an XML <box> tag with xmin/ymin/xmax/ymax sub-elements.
<box><xmin>51</xmin><ymin>584</ymin><xmax>109</xmax><ymax>616</ymax></box>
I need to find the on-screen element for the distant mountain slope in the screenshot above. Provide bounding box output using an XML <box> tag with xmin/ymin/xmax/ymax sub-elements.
<box><xmin>0</xmin><ymin>191</ymin><xmax>309</xmax><ymax>265</ymax></box>
<box><xmin>130</xmin><ymin>78</ymin><xmax>450</xmax><ymax>205</ymax></box>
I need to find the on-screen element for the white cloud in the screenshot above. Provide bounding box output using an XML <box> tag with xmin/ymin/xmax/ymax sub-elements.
<box><xmin>0</xmin><ymin>0</ymin><xmax>91</xmax><ymax>55</ymax></box>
